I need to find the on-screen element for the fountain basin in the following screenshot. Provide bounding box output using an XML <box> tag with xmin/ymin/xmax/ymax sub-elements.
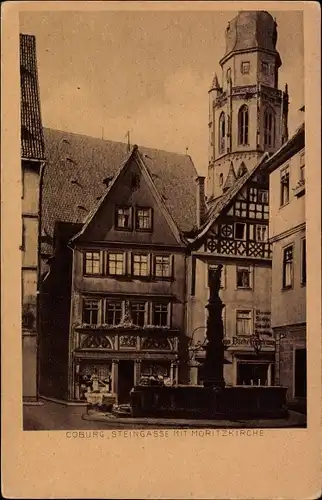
<box><xmin>130</xmin><ymin>385</ymin><xmax>289</xmax><ymax>419</ymax></box>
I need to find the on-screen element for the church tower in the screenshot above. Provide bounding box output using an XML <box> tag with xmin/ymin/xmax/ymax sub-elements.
<box><xmin>207</xmin><ymin>11</ymin><xmax>289</xmax><ymax>202</ymax></box>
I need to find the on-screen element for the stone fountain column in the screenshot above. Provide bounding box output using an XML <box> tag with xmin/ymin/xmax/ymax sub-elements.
<box><xmin>203</xmin><ymin>264</ymin><xmax>226</xmax><ymax>389</ymax></box>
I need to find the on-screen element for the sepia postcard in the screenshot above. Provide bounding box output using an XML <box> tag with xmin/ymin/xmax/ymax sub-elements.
<box><xmin>1</xmin><ymin>1</ymin><xmax>321</xmax><ymax>498</ymax></box>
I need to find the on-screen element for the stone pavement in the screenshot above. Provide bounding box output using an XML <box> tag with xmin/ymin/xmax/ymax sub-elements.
<box><xmin>23</xmin><ymin>399</ymin><xmax>306</xmax><ymax>430</ymax></box>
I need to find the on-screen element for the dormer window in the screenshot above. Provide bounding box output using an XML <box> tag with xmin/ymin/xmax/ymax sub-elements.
<box><xmin>115</xmin><ymin>206</ymin><xmax>132</xmax><ymax>230</ymax></box>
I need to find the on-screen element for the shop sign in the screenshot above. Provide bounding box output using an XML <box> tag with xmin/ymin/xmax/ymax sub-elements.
<box><xmin>224</xmin><ymin>337</ymin><xmax>275</xmax><ymax>348</ymax></box>
<box><xmin>254</xmin><ymin>310</ymin><xmax>272</xmax><ymax>336</ymax></box>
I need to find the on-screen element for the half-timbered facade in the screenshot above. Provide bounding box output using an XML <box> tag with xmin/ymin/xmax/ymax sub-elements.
<box><xmin>39</xmin><ymin>131</ymin><xmax>198</xmax><ymax>403</ymax></box>
<box><xmin>187</xmin><ymin>160</ymin><xmax>275</xmax><ymax>387</ymax></box>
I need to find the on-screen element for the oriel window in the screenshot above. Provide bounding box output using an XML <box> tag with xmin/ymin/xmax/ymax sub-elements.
<box><xmin>152</xmin><ymin>303</ymin><xmax>169</xmax><ymax>327</ymax></box>
<box><xmin>83</xmin><ymin>299</ymin><xmax>100</xmax><ymax>325</ymax></box>
<box><xmin>115</xmin><ymin>206</ymin><xmax>132</xmax><ymax>229</ymax></box>
<box><xmin>131</xmin><ymin>302</ymin><xmax>146</xmax><ymax>326</ymax></box>
<box><xmin>280</xmin><ymin>167</ymin><xmax>290</xmax><ymax>206</ymax></box>
<box><xmin>84</xmin><ymin>252</ymin><xmax>100</xmax><ymax>275</ymax></box>
<box><xmin>282</xmin><ymin>245</ymin><xmax>293</xmax><ymax>289</ymax></box>
<box><xmin>136</xmin><ymin>208</ymin><xmax>152</xmax><ymax>230</ymax></box>
<box><xmin>264</xmin><ymin>108</ymin><xmax>275</xmax><ymax>148</ymax></box>
<box><xmin>105</xmin><ymin>301</ymin><xmax>122</xmax><ymax>325</ymax></box>
<box><xmin>238</xmin><ymin>105</ymin><xmax>249</xmax><ymax>145</ymax></box>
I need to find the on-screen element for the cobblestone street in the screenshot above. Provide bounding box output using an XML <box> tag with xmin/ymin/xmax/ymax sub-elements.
<box><xmin>23</xmin><ymin>399</ymin><xmax>306</xmax><ymax>430</ymax></box>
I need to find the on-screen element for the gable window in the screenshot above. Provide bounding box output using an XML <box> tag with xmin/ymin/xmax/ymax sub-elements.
<box><xmin>264</xmin><ymin>107</ymin><xmax>275</xmax><ymax>148</ymax></box>
<box><xmin>83</xmin><ymin>299</ymin><xmax>100</xmax><ymax>325</ymax></box>
<box><xmin>282</xmin><ymin>245</ymin><xmax>293</xmax><ymax>289</ymax></box>
<box><xmin>154</xmin><ymin>255</ymin><xmax>171</xmax><ymax>278</ymax></box>
<box><xmin>236</xmin><ymin>310</ymin><xmax>252</xmax><ymax>335</ymax></box>
<box><xmin>238</xmin><ymin>105</ymin><xmax>249</xmax><ymax>145</ymax></box>
<box><xmin>105</xmin><ymin>301</ymin><xmax>122</xmax><ymax>325</ymax></box>
<box><xmin>152</xmin><ymin>303</ymin><xmax>169</xmax><ymax>327</ymax></box>
<box><xmin>131</xmin><ymin>302</ymin><xmax>146</xmax><ymax>326</ymax></box>
<box><xmin>108</xmin><ymin>252</ymin><xmax>125</xmax><ymax>276</ymax></box>
<box><xmin>256</xmin><ymin>225</ymin><xmax>268</xmax><ymax>242</ymax></box>
<box><xmin>219</xmin><ymin>112</ymin><xmax>225</xmax><ymax>154</ymax></box>
<box><xmin>84</xmin><ymin>252</ymin><xmax>101</xmax><ymax>275</ymax></box>
<box><xmin>249</xmin><ymin>187</ymin><xmax>257</xmax><ymax>202</ymax></box>
<box><xmin>258</xmin><ymin>190</ymin><xmax>268</xmax><ymax>204</ymax></box>
<box><xmin>115</xmin><ymin>206</ymin><xmax>132</xmax><ymax>230</ymax></box>
<box><xmin>301</xmin><ymin>238</ymin><xmax>306</xmax><ymax>286</ymax></box>
<box><xmin>280</xmin><ymin>167</ymin><xmax>290</xmax><ymax>206</ymax></box>
<box><xmin>208</xmin><ymin>264</ymin><xmax>225</xmax><ymax>289</ymax></box>
<box><xmin>234</xmin><ymin>201</ymin><xmax>247</xmax><ymax>218</ymax></box>
<box><xmin>241</xmin><ymin>61</ymin><xmax>250</xmax><ymax>74</ymax></box>
<box><xmin>235</xmin><ymin>222</ymin><xmax>246</xmax><ymax>240</ymax></box>
<box><xmin>136</xmin><ymin>207</ymin><xmax>152</xmax><ymax>230</ymax></box>
<box><xmin>236</xmin><ymin>266</ymin><xmax>252</xmax><ymax>289</ymax></box>
<box><xmin>133</xmin><ymin>254</ymin><xmax>149</xmax><ymax>276</ymax></box>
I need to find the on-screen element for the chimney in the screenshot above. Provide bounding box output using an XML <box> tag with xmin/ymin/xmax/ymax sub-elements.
<box><xmin>196</xmin><ymin>176</ymin><xmax>206</xmax><ymax>228</ymax></box>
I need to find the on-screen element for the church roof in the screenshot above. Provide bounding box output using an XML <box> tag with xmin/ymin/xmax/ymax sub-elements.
<box><xmin>222</xmin><ymin>11</ymin><xmax>281</xmax><ymax>66</ymax></box>
<box><xmin>222</xmin><ymin>162</ymin><xmax>237</xmax><ymax>191</ymax></box>
<box><xmin>41</xmin><ymin>128</ymin><xmax>199</xmax><ymax>254</ymax></box>
<box><xmin>20</xmin><ymin>34</ymin><xmax>45</xmax><ymax>160</ymax></box>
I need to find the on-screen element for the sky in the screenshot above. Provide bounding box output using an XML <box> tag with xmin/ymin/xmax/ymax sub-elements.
<box><xmin>20</xmin><ymin>9</ymin><xmax>304</xmax><ymax>176</ymax></box>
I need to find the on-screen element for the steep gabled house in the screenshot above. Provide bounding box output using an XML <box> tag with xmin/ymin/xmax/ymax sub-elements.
<box><xmin>39</xmin><ymin>130</ymin><xmax>199</xmax><ymax>403</ymax></box>
<box><xmin>20</xmin><ymin>34</ymin><xmax>45</xmax><ymax>401</ymax></box>
<box><xmin>187</xmin><ymin>157</ymin><xmax>275</xmax><ymax>386</ymax></box>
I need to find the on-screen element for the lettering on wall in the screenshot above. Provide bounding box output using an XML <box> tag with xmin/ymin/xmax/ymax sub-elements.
<box><xmin>254</xmin><ymin>310</ymin><xmax>272</xmax><ymax>336</ymax></box>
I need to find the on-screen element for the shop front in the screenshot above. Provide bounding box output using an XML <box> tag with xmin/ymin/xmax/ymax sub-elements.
<box><xmin>71</xmin><ymin>331</ymin><xmax>179</xmax><ymax>403</ymax></box>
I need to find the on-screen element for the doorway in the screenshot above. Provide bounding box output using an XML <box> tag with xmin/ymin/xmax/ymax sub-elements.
<box><xmin>118</xmin><ymin>360</ymin><xmax>134</xmax><ymax>403</ymax></box>
<box><xmin>294</xmin><ymin>348</ymin><xmax>306</xmax><ymax>398</ymax></box>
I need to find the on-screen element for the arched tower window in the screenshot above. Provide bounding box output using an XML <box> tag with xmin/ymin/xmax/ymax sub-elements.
<box><xmin>238</xmin><ymin>105</ymin><xmax>249</xmax><ymax>145</ymax></box>
<box><xmin>219</xmin><ymin>112</ymin><xmax>225</xmax><ymax>154</ymax></box>
<box><xmin>264</xmin><ymin>107</ymin><xmax>276</xmax><ymax>148</ymax></box>
<box><xmin>219</xmin><ymin>173</ymin><xmax>224</xmax><ymax>186</ymax></box>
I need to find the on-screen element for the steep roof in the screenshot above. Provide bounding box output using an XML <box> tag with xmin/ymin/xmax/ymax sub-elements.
<box><xmin>20</xmin><ymin>34</ymin><xmax>45</xmax><ymax>160</ymax></box>
<box><xmin>190</xmin><ymin>152</ymin><xmax>269</xmax><ymax>244</ymax></box>
<box><xmin>42</xmin><ymin>128</ymin><xmax>199</xmax><ymax>253</ymax></box>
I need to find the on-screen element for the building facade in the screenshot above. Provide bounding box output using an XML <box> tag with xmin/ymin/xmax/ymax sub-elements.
<box><xmin>39</xmin><ymin>131</ymin><xmax>198</xmax><ymax>403</ymax></box>
<box><xmin>20</xmin><ymin>34</ymin><xmax>45</xmax><ymax>401</ymax></box>
<box><xmin>186</xmin><ymin>11</ymin><xmax>289</xmax><ymax>386</ymax></box>
<box><xmin>267</xmin><ymin>123</ymin><xmax>306</xmax><ymax>410</ymax></box>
